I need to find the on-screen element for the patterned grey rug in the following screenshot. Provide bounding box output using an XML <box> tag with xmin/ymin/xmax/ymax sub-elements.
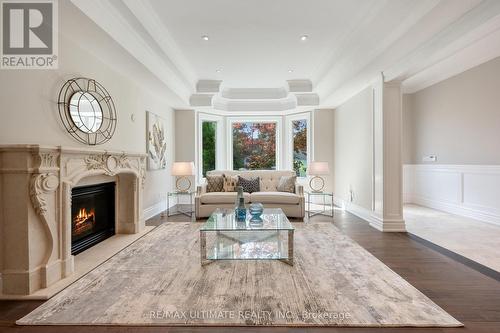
<box><xmin>18</xmin><ymin>222</ymin><xmax>462</xmax><ymax>327</ymax></box>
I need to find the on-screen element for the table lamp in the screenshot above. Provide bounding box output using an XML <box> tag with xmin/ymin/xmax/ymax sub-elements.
<box><xmin>171</xmin><ymin>162</ymin><xmax>195</xmax><ymax>192</ymax></box>
<box><xmin>308</xmin><ymin>161</ymin><xmax>329</xmax><ymax>192</ymax></box>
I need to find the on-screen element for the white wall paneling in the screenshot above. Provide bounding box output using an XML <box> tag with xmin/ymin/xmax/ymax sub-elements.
<box><xmin>403</xmin><ymin>164</ymin><xmax>500</xmax><ymax>226</ymax></box>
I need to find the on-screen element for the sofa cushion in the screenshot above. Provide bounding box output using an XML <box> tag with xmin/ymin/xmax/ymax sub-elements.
<box><xmin>206</xmin><ymin>175</ymin><xmax>224</xmax><ymax>192</ymax></box>
<box><xmin>200</xmin><ymin>192</ymin><xmax>250</xmax><ymax>204</ymax></box>
<box><xmin>250</xmin><ymin>191</ymin><xmax>300</xmax><ymax>204</ymax></box>
<box><xmin>222</xmin><ymin>174</ymin><xmax>239</xmax><ymax>192</ymax></box>
<box><xmin>238</xmin><ymin>176</ymin><xmax>260</xmax><ymax>193</ymax></box>
<box><xmin>276</xmin><ymin>175</ymin><xmax>296</xmax><ymax>193</ymax></box>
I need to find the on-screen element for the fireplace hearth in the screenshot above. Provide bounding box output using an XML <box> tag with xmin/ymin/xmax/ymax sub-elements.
<box><xmin>71</xmin><ymin>182</ymin><xmax>115</xmax><ymax>255</ymax></box>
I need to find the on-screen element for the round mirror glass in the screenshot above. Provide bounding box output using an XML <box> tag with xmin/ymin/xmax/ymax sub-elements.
<box><xmin>69</xmin><ymin>92</ymin><xmax>103</xmax><ymax>133</ymax></box>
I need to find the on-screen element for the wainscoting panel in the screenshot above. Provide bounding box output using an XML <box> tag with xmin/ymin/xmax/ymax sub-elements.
<box><xmin>403</xmin><ymin>164</ymin><xmax>500</xmax><ymax>226</ymax></box>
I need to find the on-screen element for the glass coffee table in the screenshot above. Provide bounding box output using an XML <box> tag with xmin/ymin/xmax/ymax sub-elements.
<box><xmin>200</xmin><ymin>208</ymin><xmax>294</xmax><ymax>266</ymax></box>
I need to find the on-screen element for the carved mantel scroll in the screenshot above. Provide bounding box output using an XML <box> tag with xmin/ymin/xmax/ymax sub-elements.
<box><xmin>29</xmin><ymin>173</ymin><xmax>59</xmax><ymax>215</ymax></box>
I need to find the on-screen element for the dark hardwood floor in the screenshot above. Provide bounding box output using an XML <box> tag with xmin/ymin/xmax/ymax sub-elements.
<box><xmin>1</xmin><ymin>208</ymin><xmax>500</xmax><ymax>332</ymax></box>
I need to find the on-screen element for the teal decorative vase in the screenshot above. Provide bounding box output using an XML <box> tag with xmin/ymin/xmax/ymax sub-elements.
<box><xmin>249</xmin><ymin>202</ymin><xmax>264</xmax><ymax>223</ymax></box>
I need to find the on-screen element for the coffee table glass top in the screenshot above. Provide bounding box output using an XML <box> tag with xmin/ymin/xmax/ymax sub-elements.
<box><xmin>200</xmin><ymin>208</ymin><xmax>294</xmax><ymax>265</ymax></box>
<box><xmin>200</xmin><ymin>208</ymin><xmax>294</xmax><ymax>231</ymax></box>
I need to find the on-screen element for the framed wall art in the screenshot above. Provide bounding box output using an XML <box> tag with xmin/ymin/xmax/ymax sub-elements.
<box><xmin>146</xmin><ymin>111</ymin><xmax>167</xmax><ymax>170</ymax></box>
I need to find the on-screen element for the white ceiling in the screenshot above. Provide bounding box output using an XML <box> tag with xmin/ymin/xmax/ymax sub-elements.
<box><xmin>72</xmin><ymin>0</ymin><xmax>500</xmax><ymax>109</ymax></box>
<box><xmin>148</xmin><ymin>0</ymin><xmax>381</xmax><ymax>88</ymax></box>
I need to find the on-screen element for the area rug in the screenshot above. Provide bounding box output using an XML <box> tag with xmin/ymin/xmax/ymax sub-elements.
<box><xmin>17</xmin><ymin>222</ymin><xmax>462</xmax><ymax>327</ymax></box>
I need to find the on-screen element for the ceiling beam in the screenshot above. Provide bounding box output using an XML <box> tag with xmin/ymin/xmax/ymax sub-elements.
<box><xmin>385</xmin><ymin>0</ymin><xmax>500</xmax><ymax>82</ymax></box>
<box><xmin>71</xmin><ymin>0</ymin><xmax>193</xmax><ymax>107</ymax></box>
<box><xmin>122</xmin><ymin>0</ymin><xmax>197</xmax><ymax>87</ymax></box>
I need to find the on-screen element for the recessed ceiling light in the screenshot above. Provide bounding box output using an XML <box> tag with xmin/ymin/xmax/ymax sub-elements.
<box><xmin>215</xmin><ymin>69</ymin><xmax>222</xmax><ymax>73</ymax></box>
<box><xmin>300</xmin><ymin>35</ymin><xmax>308</xmax><ymax>41</ymax></box>
<box><xmin>201</xmin><ymin>35</ymin><xmax>209</xmax><ymax>41</ymax></box>
<box><xmin>288</xmin><ymin>69</ymin><xmax>294</xmax><ymax>73</ymax></box>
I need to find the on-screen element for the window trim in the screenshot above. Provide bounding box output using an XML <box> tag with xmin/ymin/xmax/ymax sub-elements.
<box><xmin>286</xmin><ymin>112</ymin><xmax>311</xmax><ymax>178</ymax></box>
<box><xmin>226</xmin><ymin>116</ymin><xmax>282</xmax><ymax>171</ymax></box>
<box><xmin>197</xmin><ymin>112</ymin><xmax>224</xmax><ymax>181</ymax></box>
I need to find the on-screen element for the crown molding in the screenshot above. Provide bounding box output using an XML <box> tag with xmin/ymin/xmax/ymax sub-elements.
<box><xmin>122</xmin><ymin>0</ymin><xmax>197</xmax><ymax>87</ymax></box>
<box><xmin>212</xmin><ymin>96</ymin><xmax>297</xmax><ymax>112</ymax></box>
<box><xmin>385</xmin><ymin>0</ymin><xmax>500</xmax><ymax>82</ymax></box>
<box><xmin>191</xmin><ymin>81</ymin><xmax>319</xmax><ymax>110</ymax></box>
<box><xmin>71</xmin><ymin>0</ymin><xmax>193</xmax><ymax>106</ymax></box>
<box><xmin>221</xmin><ymin>87</ymin><xmax>288</xmax><ymax>99</ymax></box>
<box><xmin>287</xmin><ymin>80</ymin><xmax>313</xmax><ymax>93</ymax></box>
<box><xmin>189</xmin><ymin>94</ymin><xmax>214</xmax><ymax>107</ymax></box>
<box><xmin>402</xmin><ymin>13</ymin><xmax>500</xmax><ymax>93</ymax></box>
<box><xmin>295</xmin><ymin>93</ymin><xmax>320</xmax><ymax>106</ymax></box>
<box><xmin>318</xmin><ymin>0</ymin><xmax>500</xmax><ymax>108</ymax></box>
<box><xmin>196</xmin><ymin>80</ymin><xmax>222</xmax><ymax>93</ymax></box>
<box><xmin>316</xmin><ymin>0</ymin><xmax>440</xmax><ymax>107</ymax></box>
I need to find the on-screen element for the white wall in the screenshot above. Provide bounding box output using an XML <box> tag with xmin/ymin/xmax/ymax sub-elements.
<box><xmin>402</xmin><ymin>57</ymin><xmax>500</xmax><ymax>225</ymax></box>
<box><xmin>174</xmin><ymin>110</ymin><xmax>196</xmax><ymax>191</ymax></box>
<box><xmin>312</xmin><ymin>109</ymin><xmax>334</xmax><ymax>192</ymax></box>
<box><xmin>333</xmin><ymin>87</ymin><xmax>373</xmax><ymax>210</ymax></box>
<box><xmin>0</xmin><ymin>1</ymin><xmax>175</xmax><ymax>216</ymax></box>
<box><xmin>175</xmin><ymin>110</ymin><xmax>196</xmax><ymax>163</ymax></box>
<box><xmin>403</xmin><ymin>56</ymin><xmax>500</xmax><ymax>165</ymax></box>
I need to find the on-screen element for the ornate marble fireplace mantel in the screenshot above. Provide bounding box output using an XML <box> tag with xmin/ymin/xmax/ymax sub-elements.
<box><xmin>0</xmin><ymin>145</ymin><xmax>147</xmax><ymax>296</ymax></box>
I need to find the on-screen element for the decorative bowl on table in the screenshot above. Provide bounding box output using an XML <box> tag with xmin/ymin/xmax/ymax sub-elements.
<box><xmin>249</xmin><ymin>202</ymin><xmax>264</xmax><ymax>223</ymax></box>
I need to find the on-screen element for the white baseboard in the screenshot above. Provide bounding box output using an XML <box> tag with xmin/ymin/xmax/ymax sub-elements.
<box><xmin>333</xmin><ymin>196</ymin><xmax>406</xmax><ymax>232</ymax></box>
<box><xmin>406</xmin><ymin>194</ymin><xmax>500</xmax><ymax>227</ymax></box>
<box><xmin>143</xmin><ymin>201</ymin><xmax>168</xmax><ymax>220</ymax></box>
<box><xmin>369</xmin><ymin>215</ymin><xmax>407</xmax><ymax>232</ymax></box>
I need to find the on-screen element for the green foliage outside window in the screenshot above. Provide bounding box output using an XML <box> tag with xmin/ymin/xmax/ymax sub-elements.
<box><xmin>202</xmin><ymin>121</ymin><xmax>216</xmax><ymax>177</ymax></box>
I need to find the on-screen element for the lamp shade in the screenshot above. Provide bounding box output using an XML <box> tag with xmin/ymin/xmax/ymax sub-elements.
<box><xmin>171</xmin><ymin>162</ymin><xmax>195</xmax><ymax>176</ymax></box>
<box><xmin>308</xmin><ymin>161</ymin><xmax>330</xmax><ymax>175</ymax></box>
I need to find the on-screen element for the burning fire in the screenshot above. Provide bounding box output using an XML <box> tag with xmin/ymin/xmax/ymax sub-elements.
<box><xmin>73</xmin><ymin>208</ymin><xmax>95</xmax><ymax>235</ymax></box>
<box><xmin>76</xmin><ymin>208</ymin><xmax>94</xmax><ymax>221</ymax></box>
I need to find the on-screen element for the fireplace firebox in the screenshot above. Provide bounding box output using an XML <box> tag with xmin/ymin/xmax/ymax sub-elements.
<box><xmin>71</xmin><ymin>182</ymin><xmax>115</xmax><ymax>255</ymax></box>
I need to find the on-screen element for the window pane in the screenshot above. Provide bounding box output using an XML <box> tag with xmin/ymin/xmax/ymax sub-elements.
<box><xmin>202</xmin><ymin>121</ymin><xmax>217</xmax><ymax>177</ymax></box>
<box><xmin>232</xmin><ymin>122</ymin><xmax>276</xmax><ymax>170</ymax></box>
<box><xmin>292</xmin><ymin>119</ymin><xmax>307</xmax><ymax>177</ymax></box>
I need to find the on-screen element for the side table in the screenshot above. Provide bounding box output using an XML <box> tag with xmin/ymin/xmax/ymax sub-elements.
<box><xmin>306</xmin><ymin>191</ymin><xmax>334</xmax><ymax>218</ymax></box>
<box><xmin>163</xmin><ymin>191</ymin><xmax>194</xmax><ymax>219</ymax></box>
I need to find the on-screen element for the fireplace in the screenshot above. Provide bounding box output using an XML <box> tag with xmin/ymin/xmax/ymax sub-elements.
<box><xmin>71</xmin><ymin>182</ymin><xmax>116</xmax><ymax>255</ymax></box>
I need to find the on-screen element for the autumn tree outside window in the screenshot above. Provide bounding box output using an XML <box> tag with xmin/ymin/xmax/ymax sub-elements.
<box><xmin>232</xmin><ymin>122</ymin><xmax>277</xmax><ymax>170</ymax></box>
<box><xmin>292</xmin><ymin>119</ymin><xmax>308</xmax><ymax>177</ymax></box>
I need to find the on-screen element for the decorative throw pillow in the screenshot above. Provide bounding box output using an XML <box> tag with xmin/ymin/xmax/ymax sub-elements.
<box><xmin>222</xmin><ymin>174</ymin><xmax>239</xmax><ymax>192</ymax></box>
<box><xmin>206</xmin><ymin>175</ymin><xmax>224</xmax><ymax>192</ymax></box>
<box><xmin>277</xmin><ymin>175</ymin><xmax>296</xmax><ymax>193</ymax></box>
<box><xmin>238</xmin><ymin>176</ymin><xmax>260</xmax><ymax>193</ymax></box>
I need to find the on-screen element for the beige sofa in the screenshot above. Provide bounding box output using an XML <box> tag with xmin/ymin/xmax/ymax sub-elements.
<box><xmin>195</xmin><ymin>170</ymin><xmax>305</xmax><ymax>219</ymax></box>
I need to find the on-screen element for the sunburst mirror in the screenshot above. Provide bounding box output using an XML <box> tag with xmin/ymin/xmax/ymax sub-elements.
<box><xmin>58</xmin><ymin>77</ymin><xmax>117</xmax><ymax>145</ymax></box>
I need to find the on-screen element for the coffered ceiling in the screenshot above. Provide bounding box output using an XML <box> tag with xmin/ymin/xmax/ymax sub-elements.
<box><xmin>71</xmin><ymin>0</ymin><xmax>500</xmax><ymax>110</ymax></box>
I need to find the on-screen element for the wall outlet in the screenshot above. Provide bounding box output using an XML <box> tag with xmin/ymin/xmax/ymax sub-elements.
<box><xmin>422</xmin><ymin>155</ymin><xmax>437</xmax><ymax>162</ymax></box>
